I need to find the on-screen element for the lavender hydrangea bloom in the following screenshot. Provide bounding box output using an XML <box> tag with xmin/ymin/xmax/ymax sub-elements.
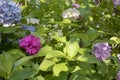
<box><xmin>93</xmin><ymin>0</ymin><xmax>99</xmax><ymax>5</ymax></box>
<box><xmin>116</xmin><ymin>70</ymin><xmax>120</xmax><ymax>80</ymax></box>
<box><xmin>0</xmin><ymin>0</ymin><xmax>21</xmax><ymax>26</ymax></box>
<box><xmin>72</xmin><ymin>4</ymin><xmax>80</xmax><ymax>9</ymax></box>
<box><xmin>19</xmin><ymin>35</ymin><xmax>42</xmax><ymax>55</ymax></box>
<box><xmin>117</xmin><ymin>54</ymin><xmax>120</xmax><ymax>64</ymax></box>
<box><xmin>93</xmin><ymin>42</ymin><xmax>111</xmax><ymax>61</ymax></box>
<box><xmin>113</xmin><ymin>0</ymin><xmax>120</xmax><ymax>6</ymax></box>
<box><xmin>20</xmin><ymin>25</ymin><xmax>36</xmax><ymax>33</ymax></box>
<box><xmin>62</xmin><ymin>8</ymin><xmax>80</xmax><ymax>20</ymax></box>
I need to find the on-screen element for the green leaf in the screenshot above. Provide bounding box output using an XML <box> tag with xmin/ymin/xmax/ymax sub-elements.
<box><xmin>97</xmin><ymin>63</ymin><xmax>109</xmax><ymax>76</ymax></box>
<box><xmin>110</xmin><ymin>37</ymin><xmax>120</xmax><ymax>44</ymax></box>
<box><xmin>78</xmin><ymin>48</ymin><xmax>92</xmax><ymax>55</ymax></box>
<box><xmin>7</xmin><ymin>49</ymin><xmax>24</xmax><ymax>56</ymax></box>
<box><xmin>89</xmin><ymin>73</ymin><xmax>102</xmax><ymax>80</ymax></box>
<box><xmin>14</xmin><ymin>28</ymin><xmax>28</xmax><ymax>38</ymax></box>
<box><xmin>77</xmin><ymin>54</ymin><xmax>99</xmax><ymax>63</ymax></box>
<box><xmin>77</xmin><ymin>62</ymin><xmax>91</xmax><ymax>74</ymax></box>
<box><xmin>7</xmin><ymin>49</ymin><xmax>25</xmax><ymax>59</ymax></box>
<box><xmin>45</xmin><ymin>50</ymin><xmax>66</xmax><ymax>59</ymax></box>
<box><xmin>52</xmin><ymin>36</ymin><xmax>66</xmax><ymax>43</ymax></box>
<box><xmin>72</xmin><ymin>33</ymin><xmax>88</xmax><ymax>47</ymax></box>
<box><xmin>53</xmin><ymin>63</ymin><xmax>68</xmax><ymax>76</ymax></box>
<box><xmin>37</xmin><ymin>76</ymin><xmax>45</xmax><ymax>80</ymax></box>
<box><xmin>0</xmin><ymin>52</ymin><xmax>15</xmax><ymax>78</ymax></box>
<box><xmin>87</xmin><ymin>29</ymin><xmax>101</xmax><ymax>43</ymax></box>
<box><xmin>79</xmin><ymin>6</ymin><xmax>91</xmax><ymax>17</ymax></box>
<box><xmin>0</xmin><ymin>33</ymin><xmax>1</xmax><ymax>44</ymax></box>
<box><xmin>62</xmin><ymin>19</ymin><xmax>71</xmax><ymax>24</ymax></box>
<box><xmin>36</xmin><ymin>45</ymin><xmax>52</xmax><ymax>57</ymax></box>
<box><xmin>33</xmin><ymin>27</ymin><xmax>46</xmax><ymax>38</ymax></box>
<box><xmin>13</xmin><ymin>56</ymin><xmax>33</xmax><ymax>69</ymax></box>
<box><xmin>39</xmin><ymin>59</ymin><xmax>55</xmax><ymax>71</ymax></box>
<box><xmin>45</xmin><ymin>74</ymin><xmax>55</xmax><ymax>80</ymax></box>
<box><xmin>54</xmin><ymin>72</ymin><xmax>67</xmax><ymax>80</ymax></box>
<box><xmin>9</xmin><ymin>68</ymin><xmax>38</xmax><ymax>80</ymax></box>
<box><xmin>0</xmin><ymin>27</ymin><xmax>17</xmax><ymax>33</ymax></box>
<box><xmin>65</xmin><ymin>38</ymin><xmax>79</xmax><ymax>59</ymax></box>
<box><xmin>70</xmin><ymin>71</ymin><xmax>90</xmax><ymax>80</ymax></box>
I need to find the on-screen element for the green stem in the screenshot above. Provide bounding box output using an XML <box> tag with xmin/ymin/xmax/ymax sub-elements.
<box><xmin>25</xmin><ymin>0</ymin><xmax>27</xmax><ymax>6</ymax></box>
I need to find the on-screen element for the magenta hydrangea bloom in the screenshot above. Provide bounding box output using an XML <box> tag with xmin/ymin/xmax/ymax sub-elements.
<box><xmin>113</xmin><ymin>0</ymin><xmax>120</xmax><ymax>6</ymax></box>
<box><xmin>116</xmin><ymin>70</ymin><xmax>120</xmax><ymax>80</ymax></box>
<box><xmin>19</xmin><ymin>35</ymin><xmax>42</xmax><ymax>55</ymax></box>
<box><xmin>72</xmin><ymin>3</ymin><xmax>80</xmax><ymax>9</ymax></box>
<box><xmin>93</xmin><ymin>42</ymin><xmax>111</xmax><ymax>61</ymax></box>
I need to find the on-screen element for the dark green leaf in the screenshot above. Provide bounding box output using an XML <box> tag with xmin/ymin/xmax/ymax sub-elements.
<box><xmin>9</xmin><ymin>68</ymin><xmax>38</xmax><ymax>80</ymax></box>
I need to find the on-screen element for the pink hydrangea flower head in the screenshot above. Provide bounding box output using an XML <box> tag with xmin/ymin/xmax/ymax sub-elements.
<box><xmin>19</xmin><ymin>34</ymin><xmax>42</xmax><ymax>55</ymax></box>
<box><xmin>116</xmin><ymin>70</ymin><xmax>120</xmax><ymax>80</ymax></box>
<box><xmin>113</xmin><ymin>0</ymin><xmax>120</xmax><ymax>6</ymax></box>
<box><xmin>93</xmin><ymin>42</ymin><xmax>111</xmax><ymax>61</ymax></box>
<box><xmin>72</xmin><ymin>3</ymin><xmax>80</xmax><ymax>9</ymax></box>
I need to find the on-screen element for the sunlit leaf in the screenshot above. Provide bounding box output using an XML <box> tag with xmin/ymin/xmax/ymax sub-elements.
<box><xmin>39</xmin><ymin>59</ymin><xmax>55</xmax><ymax>71</ymax></box>
<box><xmin>45</xmin><ymin>50</ymin><xmax>66</xmax><ymax>59</ymax></box>
<box><xmin>36</xmin><ymin>45</ymin><xmax>52</xmax><ymax>57</ymax></box>
<box><xmin>65</xmin><ymin>38</ymin><xmax>79</xmax><ymax>60</ymax></box>
<box><xmin>78</xmin><ymin>48</ymin><xmax>92</xmax><ymax>55</ymax></box>
<box><xmin>53</xmin><ymin>63</ymin><xmax>68</xmax><ymax>76</ymax></box>
<box><xmin>77</xmin><ymin>54</ymin><xmax>99</xmax><ymax>63</ymax></box>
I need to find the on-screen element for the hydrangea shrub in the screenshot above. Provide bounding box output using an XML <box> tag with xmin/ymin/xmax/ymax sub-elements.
<box><xmin>0</xmin><ymin>0</ymin><xmax>120</xmax><ymax>80</ymax></box>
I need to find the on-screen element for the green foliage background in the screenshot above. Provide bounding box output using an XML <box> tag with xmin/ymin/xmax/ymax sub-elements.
<box><xmin>0</xmin><ymin>0</ymin><xmax>120</xmax><ymax>80</ymax></box>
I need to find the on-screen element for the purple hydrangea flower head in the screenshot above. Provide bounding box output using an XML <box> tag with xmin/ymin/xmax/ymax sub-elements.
<box><xmin>72</xmin><ymin>3</ymin><xmax>80</xmax><ymax>9</ymax></box>
<box><xmin>113</xmin><ymin>0</ymin><xmax>120</xmax><ymax>6</ymax></box>
<box><xmin>0</xmin><ymin>0</ymin><xmax>21</xmax><ymax>26</ymax></box>
<box><xmin>20</xmin><ymin>25</ymin><xmax>36</xmax><ymax>33</ymax></box>
<box><xmin>19</xmin><ymin>35</ymin><xmax>42</xmax><ymax>55</ymax></box>
<box><xmin>116</xmin><ymin>70</ymin><xmax>120</xmax><ymax>80</ymax></box>
<box><xmin>62</xmin><ymin>8</ymin><xmax>80</xmax><ymax>20</ymax></box>
<box><xmin>93</xmin><ymin>42</ymin><xmax>111</xmax><ymax>61</ymax></box>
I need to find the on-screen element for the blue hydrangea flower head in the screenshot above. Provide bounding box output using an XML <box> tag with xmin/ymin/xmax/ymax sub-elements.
<box><xmin>20</xmin><ymin>25</ymin><xmax>36</xmax><ymax>33</ymax></box>
<box><xmin>0</xmin><ymin>0</ymin><xmax>21</xmax><ymax>26</ymax></box>
<box><xmin>93</xmin><ymin>42</ymin><xmax>111</xmax><ymax>61</ymax></box>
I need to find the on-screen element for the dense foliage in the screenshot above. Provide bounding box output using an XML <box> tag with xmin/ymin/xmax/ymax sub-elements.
<box><xmin>1</xmin><ymin>0</ymin><xmax>120</xmax><ymax>80</ymax></box>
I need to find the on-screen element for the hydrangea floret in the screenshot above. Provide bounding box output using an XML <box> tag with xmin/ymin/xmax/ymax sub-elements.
<box><xmin>20</xmin><ymin>25</ymin><xmax>36</xmax><ymax>33</ymax></box>
<box><xmin>116</xmin><ymin>70</ymin><xmax>120</xmax><ymax>80</ymax></box>
<box><xmin>71</xmin><ymin>3</ymin><xmax>80</xmax><ymax>9</ymax></box>
<box><xmin>117</xmin><ymin>54</ymin><xmax>120</xmax><ymax>64</ymax></box>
